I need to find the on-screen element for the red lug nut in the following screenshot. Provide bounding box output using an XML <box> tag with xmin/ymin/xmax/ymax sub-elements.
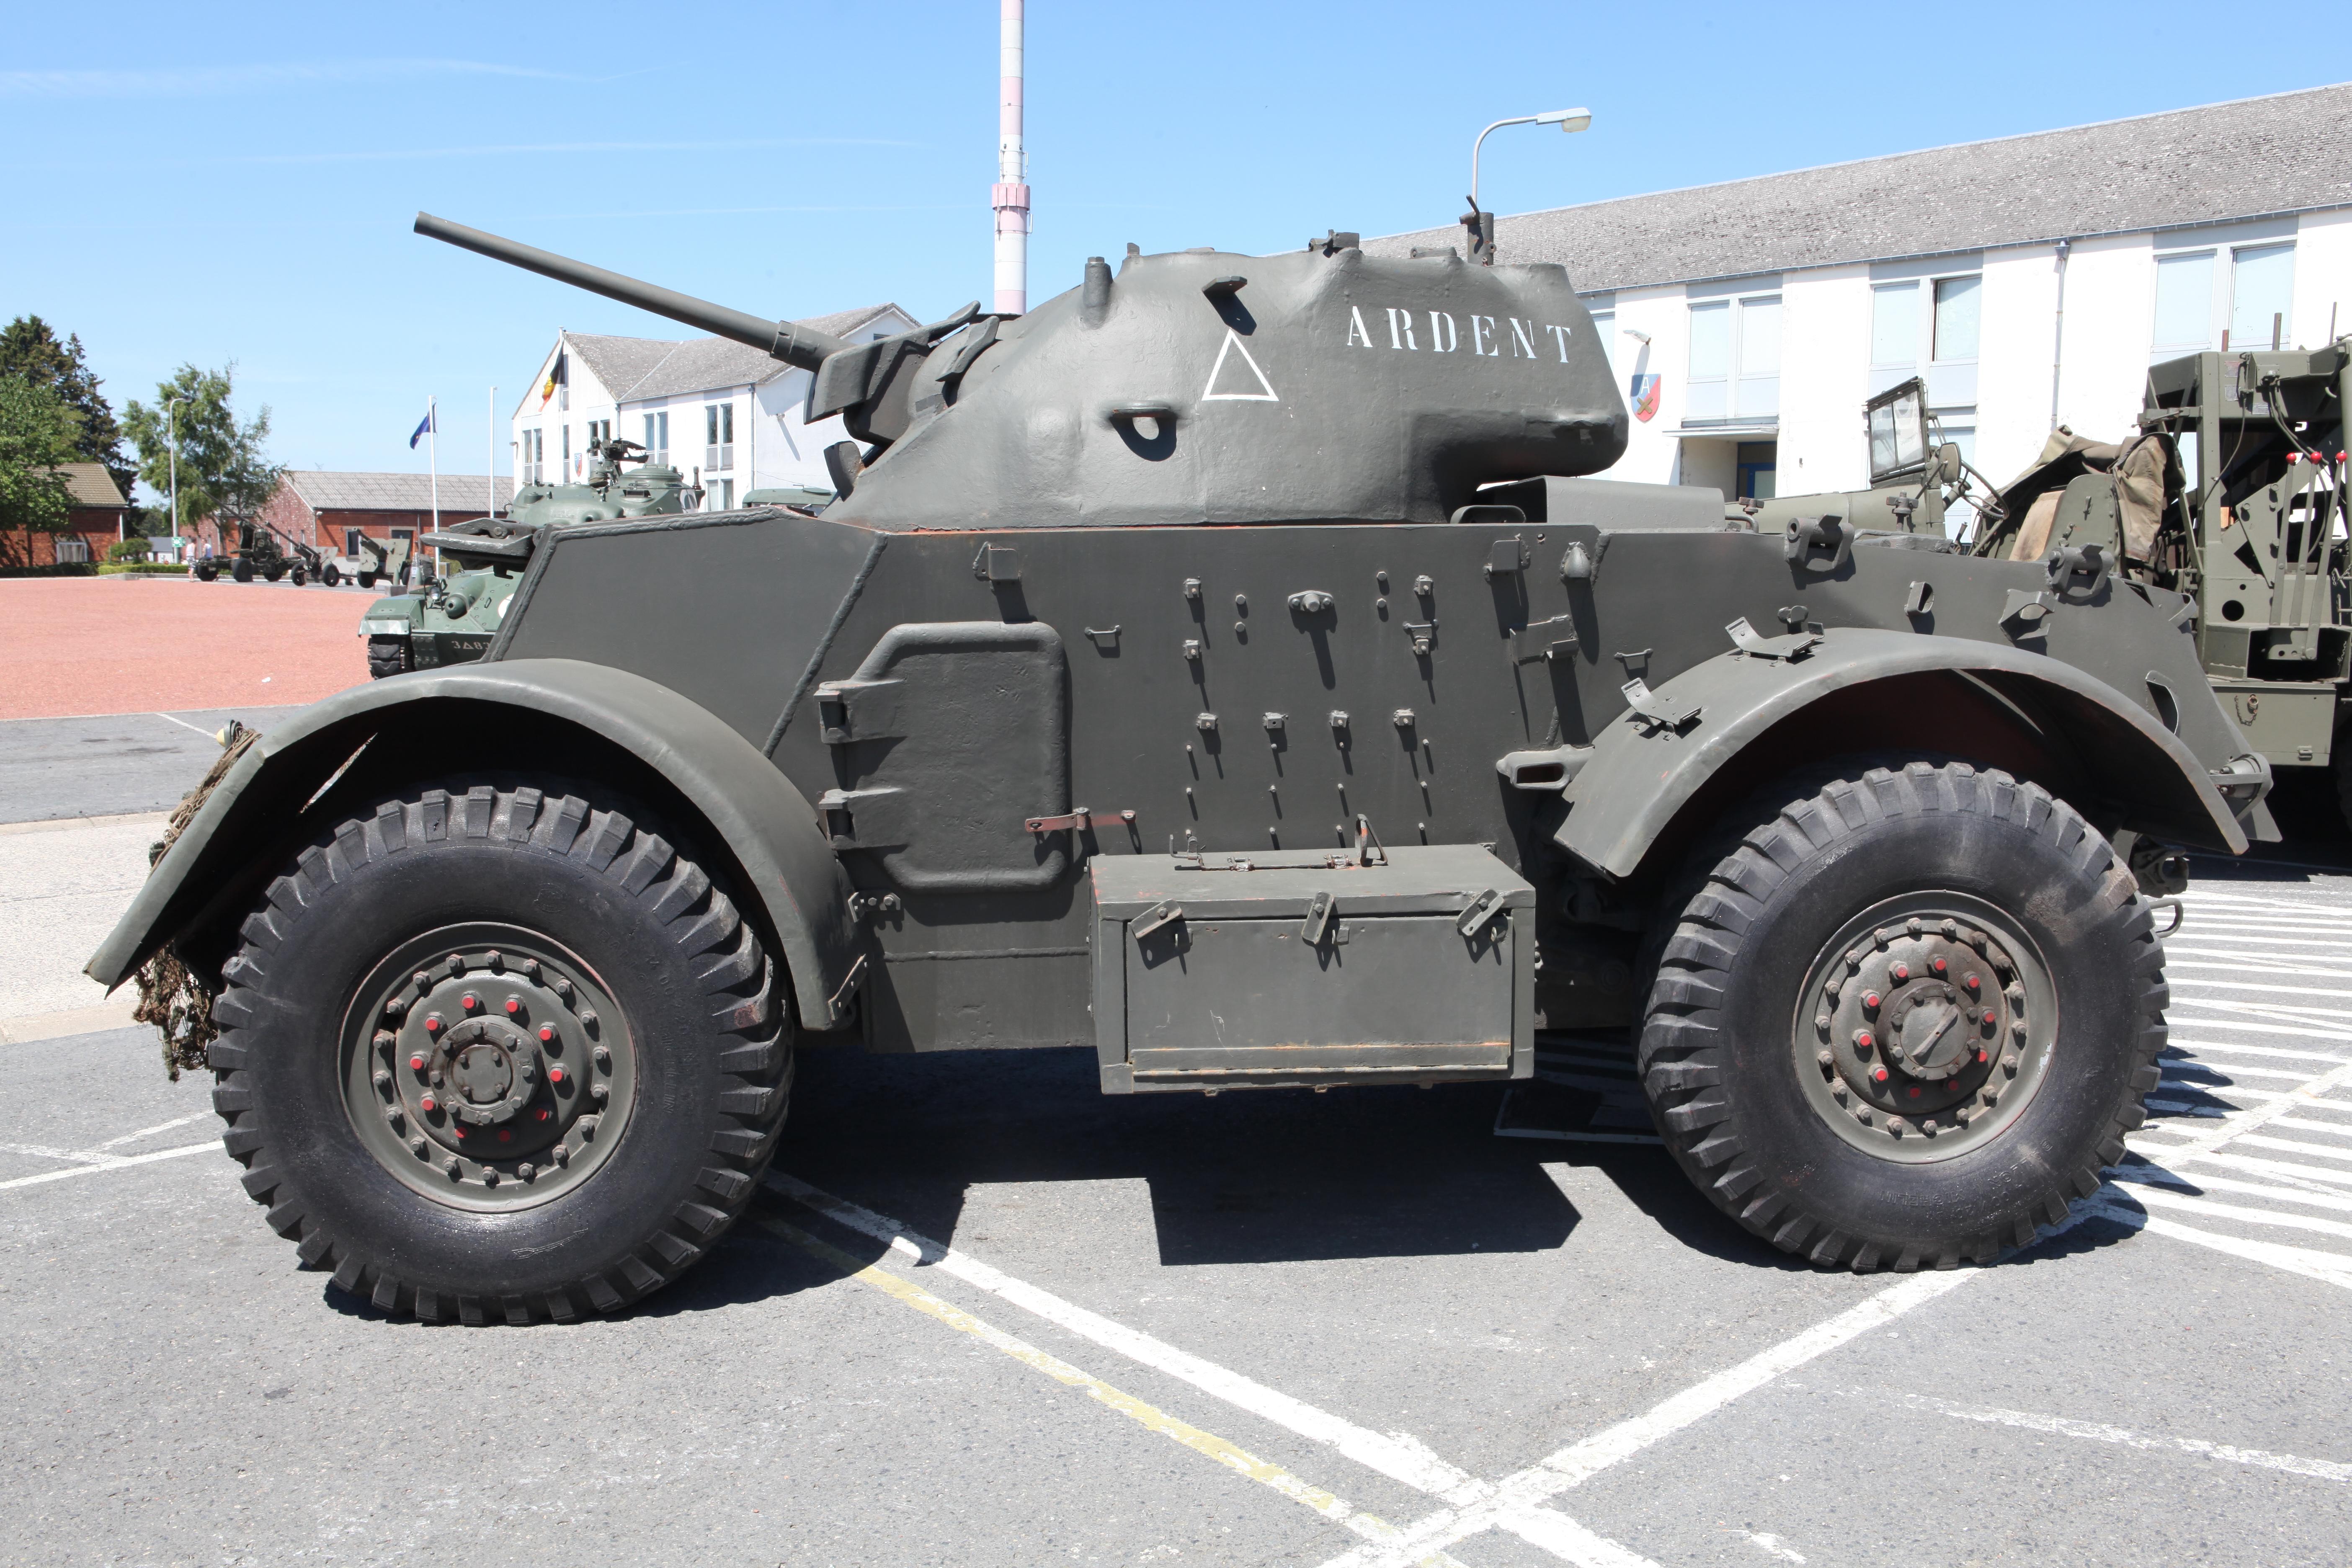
<box><xmin>1862</xmin><ymin>991</ymin><xmax>1882</xmax><ymax>1011</ymax></box>
<box><xmin>538</xmin><ymin>1025</ymin><xmax>556</xmax><ymax>1043</ymax></box>
<box><xmin>461</xmin><ymin>993</ymin><xmax>479</xmax><ymax>1011</ymax></box>
<box><xmin>419</xmin><ymin>1093</ymin><xmax>438</xmax><ymax>1112</ymax></box>
<box><xmin>1854</xmin><ymin>1029</ymin><xmax>1876</xmax><ymax>1052</ymax></box>
<box><xmin>1964</xmin><ymin>973</ymin><xmax>1981</xmax><ymax>993</ymax></box>
<box><xmin>424</xmin><ymin>1015</ymin><xmax>443</xmax><ymax>1034</ymax></box>
<box><xmin>1872</xmin><ymin>1067</ymin><xmax>1890</xmax><ymax>1083</ymax></box>
<box><xmin>505</xmin><ymin>998</ymin><xmax>522</xmax><ymax>1015</ymax></box>
<box><xmin>1977</xmin><ymin>1049</ymin><xmax>1988</xmax><ymax>1063</ymax></box>
<box><xmin>549</xmin><ymin>1066</ymin><xmax>566</xmax><ymax>1083</ymax></box>
<box><xmin>1931</xmin><ymin>957</ymin><xmax>1947</xmax><ymax>974</ymax></box>
<box><xmin>1890</xmin><ymin>962</ymin><xmax>1911</xmax><ymax>981</ymax></box>
<box><xmin>1982</xmin><ymin>1009</ymin><xmax>1997</xmax><ymax>1026</ymax></box>
<box><xmin>408</xmin><ymin>1054</ymin><xmax>426</xmax><ymax>1071</ymax></box>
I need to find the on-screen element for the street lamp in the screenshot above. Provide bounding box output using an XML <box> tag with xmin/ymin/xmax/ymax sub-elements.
<box><xmin>166</xmin><ymin>394</ymin><xmax>188</xmax><ymax>555</ymax></box>
<box><xmin>1464</xmin><ymin>107</ymin><xmax>1592</xmax><ymax>265</ymax></box>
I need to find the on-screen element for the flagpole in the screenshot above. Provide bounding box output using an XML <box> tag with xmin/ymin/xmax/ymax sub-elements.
<box><xmin>488</xmin><ymin>385</ymin><xmax>498</xmax><ymax>517</ymax></box>
<box><xmin>428</xmin><ymin>395</ymin><xmax>440</xmax><ymax>578</ymax></box>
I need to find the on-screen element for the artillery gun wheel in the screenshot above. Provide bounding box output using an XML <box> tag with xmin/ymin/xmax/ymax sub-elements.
<box><xmin>204</xmin><ymin>781</ymin><xmax>794</xmax><ymax>1323</ymax></box>
<box><xmin>366</xmin><ymin>637</ymin><xmax>412</xmax><ymax>679</ymax></box>
<box><xmin>356</xmin><ymin>570</ymin><xmax>377</xmax><ymax>589</ymax></box>
<box><xmin>266</xmin><ymin>566</ymin><xmax>286</xmax><ymax>583</ymax></box>
<box><xmin>322</xmin><ymin>565</ymin><xmax>341</xmax><ymax>587</ymax></box>
<box><xmin>1638</xmin><ymin>761</ymin><xmax>2163</xmax><ymax>1271</ymax></box>
<box><xmin>231</xmin><ymin>560</ymin><xmax>253</xmax><ymax>583</ymax></box>
<box><xmin>193</xmin><ymin>562</ymin><xmax>218</xmax><ymax>582</ymax></box>
<box><xmin>290</xmin><ymin>567</ymin><xmax>307</xmax><ymax>587</ymax></box>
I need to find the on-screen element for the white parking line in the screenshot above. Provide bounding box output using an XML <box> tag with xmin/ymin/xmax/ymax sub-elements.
<box><xmin>2081</xmin><ymin>1197</ymin><xmax>2352</xmax><ymax>1291</ymax></box>
<box><xmin>1895</xmin><ymin>1394</ymin><xmax>2352</xmax><ymax>1483</ymax></box>
<box><xmin>0</xmin><ymin>1140</ymin><xmax>215</xmax><ymax>1191</ymax></box>
<box><xmin>93</xmin><ymin>1112</ymin><xmax>208</xmax><ymax>1150</ymax></box>
<box><xmin>2118</xmin><ymin>1179</ymin><xmax>2352</xmax><ymax>1242</ymax></box>
<box><xmin>766</xmin><ymin>1172</ymin><xmax>1652</xmax><ymax>1567</ymax></box>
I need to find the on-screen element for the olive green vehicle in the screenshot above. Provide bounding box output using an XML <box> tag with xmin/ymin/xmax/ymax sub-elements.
<box><xmin>1970</xmin><ymin>338</ymin><xmax>2351</xmax><ymax>820</ymax></box>
<box><xmin>193</xmin><ymin>520</ymin><xmax>307</xmax><ymax>584</ymax></box>
<box><xmin>360</xmin><ymin>438</ymin><xmax>694</xmax><ymax>678</ymax></box>
<box><xmin>91</xmin><ymin>213</ymin><xmax>2276</xmax><ymax>1325</ymax></box>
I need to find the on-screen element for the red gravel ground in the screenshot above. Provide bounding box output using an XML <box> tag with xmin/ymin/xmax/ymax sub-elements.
<box><xmin>0</xmin><ymin>576</ymin><xmax>371</xmax><ymax>720</ymax></box>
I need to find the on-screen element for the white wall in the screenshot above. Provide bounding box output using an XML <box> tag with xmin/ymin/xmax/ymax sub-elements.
<box><xmin>511</xmin><ymin>336</ymin><xmax>621</xmax><ymax>490</ymax></box>
<box><xmin>1586</xmin><ymin>206</ymin><xmax>2352</xmax><ymax>504</ymax></box>
<box><xmin>2295</xmin><ymin>207</ymin><xmax>2352</xmax><ymax>349</ymax></box>
<box><xmin>1776</xmin><ymin>265</ymin><xmax>1872</xmax><ymax>494</ymax></box>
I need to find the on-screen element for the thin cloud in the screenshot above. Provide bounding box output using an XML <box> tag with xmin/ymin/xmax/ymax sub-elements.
<box><xmin>0</xmin><ymin>58</ymin><xmax>573</xmax><ymax>98</ymax></box>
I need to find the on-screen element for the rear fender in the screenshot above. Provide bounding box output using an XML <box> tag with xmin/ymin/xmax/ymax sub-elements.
<box><xmin>1557</xmin><ymin>628</ymin><xmax>2261</xmax><ymax>880</ymax></box>
<box><xmin>86</xmin><ymin>659</ymin><xmax>862</xmax><ymax>1031</ymax></box>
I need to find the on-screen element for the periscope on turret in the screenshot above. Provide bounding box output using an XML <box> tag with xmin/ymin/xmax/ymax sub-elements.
<box><xmin>88</xmin><ymin>211</ymin><xmax>2275</xmax><ymax>1324</ymax></box>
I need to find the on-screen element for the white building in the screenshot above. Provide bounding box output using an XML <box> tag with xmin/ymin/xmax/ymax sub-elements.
<box><xmin>1370</xmin><ymin>83</ymin><xmax>2352</xmax><ymax>521</ymax></box>
<box><xmin>512</xmin><ymin>304</ymin><xmax>916</xmax><ymax>509</ymax></box>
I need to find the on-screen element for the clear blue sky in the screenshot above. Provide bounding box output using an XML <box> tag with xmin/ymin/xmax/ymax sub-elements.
<box><xmin>4</xmin><ymin>2</ymin><xmax>2339</xmax><ymax>496</ymax></box>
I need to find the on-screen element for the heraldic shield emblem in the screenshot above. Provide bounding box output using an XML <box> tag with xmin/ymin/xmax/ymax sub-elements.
<box><xmin>1629</xmin><ymin>373</ymin><xmax>1661</xmax><ymax>423</ymax></box>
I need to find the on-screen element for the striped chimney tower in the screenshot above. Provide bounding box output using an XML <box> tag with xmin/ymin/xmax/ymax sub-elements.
<box><xmin>990</xmin><ymin>0</ymin><xmax>1029</xmax><ymax>316</ymax></box>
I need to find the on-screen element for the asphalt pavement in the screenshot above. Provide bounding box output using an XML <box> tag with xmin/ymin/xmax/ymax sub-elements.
<box><xmin>2</xmin><ymin>720</ymin><xmax>2349</xmax><ymax>1567</ymax></box>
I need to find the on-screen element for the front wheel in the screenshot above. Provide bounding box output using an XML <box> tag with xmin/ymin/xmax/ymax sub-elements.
<box><xmin>1640</xmin><ymin>761</ymin><xmax>2163</xmax><ymax>1271</ymax></box>
<box><xmin>322</xmin><ymin>565</ymin><xmax>341</xmax><ymax>587</ymax></box>
<box><xmin>194</xmin><ymin>562</ymin><xmax>219</xmax><ymax>582</ymax></box>
<box><xmin>365</xmin><ymin>635</ymin><xmax>412</xmax><ymax>679</ymax></box>
<box><xmin>290</xmin><ymin>567</ymin><xmax>307</xmax><ymax>586</ymax></box>
<box><xmin>232</xmin><ymin>560</ymin><xmax>253</xmax><ymax>583</ymax></box>
<box><xmin>357</xmin><ymin>570</ymin><xmax>378</xmax><ymax>589</ymax></box>
<box><xmin>207</xmin><ymin>783</ymin><xmax>793</xmax><ymax>1323</ymax></box>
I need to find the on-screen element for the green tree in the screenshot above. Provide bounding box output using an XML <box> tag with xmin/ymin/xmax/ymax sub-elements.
<box><xmin>0</xmin><ymin>373</ymin><xmax>81</xmax><ymax>566</ymax></box>
<box><xmin>124</xmin><ymin>364</ymin><xmax>281</xmax><ymax>542</ymax></box>
<box><xmin>0</xmin><ymin>316</ymin><xmax>132</xmax><ymax>504</ymax></box>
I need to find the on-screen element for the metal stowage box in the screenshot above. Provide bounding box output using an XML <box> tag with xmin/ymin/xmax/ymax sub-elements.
<box><xmin>1089</xmin><ymin>845</ymin><xmax>1536</xmax><ymax>1092</ymax></box>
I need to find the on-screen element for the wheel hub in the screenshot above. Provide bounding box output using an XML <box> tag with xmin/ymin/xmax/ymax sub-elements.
<box><xmin>1797</xmin><ymin>901</ymin><xmax>2052</xmax><ymax>1159</ymax></box>
<box><xmin>344</xmin><ymin>928</ymin><xmax>631</xmax><ymax>1210</ymax></box>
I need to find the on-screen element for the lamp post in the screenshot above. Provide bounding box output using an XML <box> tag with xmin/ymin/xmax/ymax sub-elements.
<box><xmin>1464</xmin><ymin>107</ymin><xmax>1591</xmax><ymax>265</ymax></box>
<box><xmin>166</xmin><ymin>394</ymin><xmax>188</xmax><ymax>554</ymax></box>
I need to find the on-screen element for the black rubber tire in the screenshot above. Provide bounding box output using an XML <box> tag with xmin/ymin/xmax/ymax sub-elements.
<box><xmin>365</xmin><ymin>636</ymin><xmax>412</xmax><ymax>680</ymax></box>
<box><xmin>231</xmin><ymin>560</ymin><xmax>253</xmax><ymax>583</ymax></box>
<box><xmin>266</xmin><ymin>567</ymin><xmax>286</xmax><ymax>583</ymax></box>
<box><xmin>194</xmin><ymin>562</ymin><xmax>218</xmax><ymax>582</ymax></box>
<box><xmin>206</xmin><ymin>782</ymin><xmax>794</xmax><ymax>1323</ymax></box>
<box><xmin>322</xmin><ymin>565</ymin><xmax>340</xmax><ymax>587</ymax></box>
<box><xmin>357</xmin><ymin>571</ymin><xmax>377</xmax><ymax>590</ymax></box>
<box><xmin>290</xmin><ymin>567</ymin><xmax>307</xmax><ymax>587</ymax></box>
<box><xmin>1638</xmin><ymin>761</ymin><xmax>2164</xmax><ymax>1271</ymax></box>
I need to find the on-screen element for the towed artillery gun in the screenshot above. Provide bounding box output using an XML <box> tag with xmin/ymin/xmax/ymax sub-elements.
<box><xmin>193</xmin><ymin>519</ymin><xmax>307</xmax><ymax>583</ymax></box>
<box><xmin>92</xmin><ymin>211</ymin><xmax>2275</xmax><ymax>1323</ymax></box>
<box><xmin>357</xmin><ymin>437</ymin><xmax>693</xmax><ymax>677</ymax></box>
<box><xmin>1970</xmin><ymin>338</ymin><xmax>2350</xmax><ymax>822</ymax></box>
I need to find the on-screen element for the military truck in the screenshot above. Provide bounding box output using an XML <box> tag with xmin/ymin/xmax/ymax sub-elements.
<box><xmin>90</xmin><ymin>213</ymin><xmax>2274</xmax><ymax>1325</ymax></box>
<box><xmin>1745</xmin><ymin>378</ymin><xmax>2001</xmax><ymax>540</ymax></box>
<box><xmin>1970</xmin><ymin>339</ymin><xmax>2350</xmax><ymax>820</ymax></box>
<box><xmin>359</xmin><ymin>438</ymin><xmax>692</xmax><ymax>677</ymax></box>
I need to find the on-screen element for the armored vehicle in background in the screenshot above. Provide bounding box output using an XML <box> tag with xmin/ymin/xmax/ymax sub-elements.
<box><xmin>1745</xmin><ymin>378</ymin><xmax>2002</xmax><ymax>540</ymax></box>
<box><xmin>359</xmin><ymin>438</ymin><xmax>694</xmax><ymax>677</ymax></box>
<box><xmin>94</xmin><ymin>212</ymin><xmax>2275</xmax><ymax>1325</ymax></box>
<box><xmin>1970</xmin><ymin>339</ymin><xmax>2349</xmax><ymax>819</ymax></box>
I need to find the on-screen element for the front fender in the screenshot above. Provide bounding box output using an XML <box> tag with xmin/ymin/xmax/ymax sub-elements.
<box><xmin>1557</xmin><ymin>628</ymin><xmax>2259</xmax><ymax>879</ymax></box>
<box><xmin>87</xmin><ymin>659</ymin><xmax>862</xmax><ymax>1031</ymax></box>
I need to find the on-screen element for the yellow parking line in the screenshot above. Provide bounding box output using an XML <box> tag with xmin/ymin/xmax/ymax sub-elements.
<box><xmin>757</xmin><ymin>1217</ymin><xmax>1465</xmax><ymax>1566</ymax></box>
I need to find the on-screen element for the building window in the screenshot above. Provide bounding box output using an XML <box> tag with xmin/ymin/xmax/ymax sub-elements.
<box><xmin>706</xmin><ymin>403</ymin><xmax>734</xmax><ymax>472</ymax></box>
<box><xmin>716</xmin><ymin>478</ymin><xmax>734</xmax><ymax>510</ymax></box>
<box><xmin>1684</xmin><ymin>293</ymin><xmax>1779</xmax><ymax>423</ymax></box>
<box><xmin>2230</xmin><ymin>242</ymin><xmax>2294</xmax><ymax>350</ymax></box>
<box><xmin>2151</xmin><ymin>252</ymin><xmax>2215</xmax><ymax>356</ymax></box>
<box><xmin>1589</xmin><ymin>310</ymin><xmax>1617</xmax><ymax>376</ymax></box>
<box><xmin>1932</xmin><ymin>276</ymin><xmax>1980</xmax><ymax>363</ymax></box>
<box><xmin>643</xmin><ymin>411</ymin><xmax>669</xmax><ymax>465</ymax></box>
<box><xmin>586</xmin><ymin>418</ymin><xmax>611</xmax><ymax>452</ymax></box>
<box><xmin>521</xmin><ymin>428</ymin><xmax>544</xmax><ymax>484</ymax></box>
<box><xmin>345</xmin><ymin>528</ymin><xmax>363</xmax><ymax>557</ymax></box>
<box><xmin>561</xmin><ymin>425</ymin><xmax>571</xmax><ymax>467</ymax></box>
<box><xmin>1871</xmin><ymin>282</ymin><xmax>1920</xmax><ymax>372</ymax></box>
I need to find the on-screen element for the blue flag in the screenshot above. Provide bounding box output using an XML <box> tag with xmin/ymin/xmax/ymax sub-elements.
<box><xmin>409</xmin><ymin>407</ymin><xmax>435</xmax><ymax>449</ymax></box>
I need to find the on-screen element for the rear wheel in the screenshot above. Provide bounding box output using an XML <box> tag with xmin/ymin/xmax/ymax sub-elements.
<box><xmin>357</xmin><ymin>570</ymin><xmax>378</xmax><ymax>589</ymax></box>
<box><xmin>206</xmin><ymin>783</ymin><xmax>792</xmax><ymax>1323</ymax></box>
<box><xmin>194</xmin><ymin>562</ymin><xmax>219</xmax><ymax>582</ymax></box>
<box><xmin>290</xmin><ymin>567</ymin><xmax>308</xmax><ymax>586</ymax></box>
<box><xmin>232</xmin><ymin>560</ymin><xmax>253</xmax><ymax>583</ymax></box>
<box><xmin>1639</xmin><ymin>761</ymin><xmax>2164</xmax><ymax>1270</ymax></box>
<box><xmin>322</xmin><ymin>564</ymin><xmax>341</xmax><ymax>587</ymax></box>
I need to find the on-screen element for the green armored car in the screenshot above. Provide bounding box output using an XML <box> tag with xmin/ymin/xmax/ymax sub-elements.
<box><xmin>360</xmin><ymin>438</ymin><xmax>694</xmax><ymax>678</ymax></box>
<box><xmin>91</xmin><ymin>213</ymin><xmax>2276</xmax><ymax>1323</ymax></box>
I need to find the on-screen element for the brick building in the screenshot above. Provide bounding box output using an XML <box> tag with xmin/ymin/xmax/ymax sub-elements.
<box><xmin>3</xmin><ymin>464</ymin><xmax>131</xmax><ymax>567</ymax></box>
<box><xmin>252</xmin><ymin>471</ymin><xmax>513</xmax><ymax>561</ymax></box>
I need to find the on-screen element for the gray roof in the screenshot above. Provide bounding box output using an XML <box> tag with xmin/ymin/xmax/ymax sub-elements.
<box><xmin>56</xmin><ymin>462</ymin><xmax>125</xmax><ymax>508</ymax></box>
<box><xmin>1364</xmin><ymin>82</ymin><xmax>2352</xmax><ymax>294</ymax></box>
<box><xmin>555</xmin><ymin>304</ymin><xmax>913</xmax><ymax>408</ymax></box>
<box><xmin>284</xmin><ymin>472</ymin><xmax>516</xmax><ymax>513</ymax></box>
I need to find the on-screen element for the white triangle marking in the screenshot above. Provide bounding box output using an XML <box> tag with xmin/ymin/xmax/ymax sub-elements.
<box><xmin>1200</xmin><ymin>330</ymin><xmax>1279</xmax><ymax>402</ymax></box>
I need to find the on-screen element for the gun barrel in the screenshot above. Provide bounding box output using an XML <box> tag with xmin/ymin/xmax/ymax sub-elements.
<box><xmin>414</xmin><ymin>212</ymin><xmax>848</xmax><ymax>371</ymax></box>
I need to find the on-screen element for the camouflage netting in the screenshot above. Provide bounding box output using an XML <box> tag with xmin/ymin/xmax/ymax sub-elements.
<box><xmin>134</xmin><ymin>722</ymin><xmax>259</xmax><ymax>1081</ymax></box>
